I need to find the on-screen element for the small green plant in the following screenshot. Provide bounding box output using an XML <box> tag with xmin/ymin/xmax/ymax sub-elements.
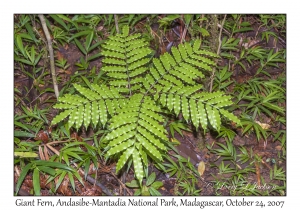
<box><xmin>15</xmin><ymin>159</ymin><xmax>84</xmax><ymax>196</ymax></box>
<box><xmin>213</xmin><ymin>66</ymin><xmax>234</xmax><ymax>91</ymax></box>
<box><xmin>156</xmin><ymin>154</ymin><xmax>201</xmax><ymax>195</ymax></box>
<box><xmin>55</xmin><ymin>57</ymin><xmax>70</xmax><ymax>71</ymax></box>
<box><xmin>169</xmin><ymin>120</ymin><xmax>191</xmax><ymax>139</ymax></box>
<box><xmin>75</xmin><ymin>57</ymin><xmax>90</xmax><ymax>71</ymax></box>
<box><xmin>126</xmin><ymin>172</ymin><xmax>163</xmax><ymax>196</ymax></box>
<box><xmin>240</xmin><ymin>115</ymin><xmax>268</xmax><ymax>141</ymax></box>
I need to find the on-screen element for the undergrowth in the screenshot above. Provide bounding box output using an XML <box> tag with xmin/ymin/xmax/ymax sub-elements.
<box><xmin>14</xmin><ymin>14</ymin><xmax>286</xmax><ymax>196</ymax></box>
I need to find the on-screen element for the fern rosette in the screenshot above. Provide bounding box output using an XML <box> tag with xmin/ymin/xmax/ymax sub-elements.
<box><xmin>51</xmin><ymin>25</ymin><xmax>241</xmax><ymax>185</ymax></box>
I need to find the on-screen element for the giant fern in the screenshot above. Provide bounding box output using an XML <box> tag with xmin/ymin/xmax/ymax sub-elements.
<box><xmin>51</xmin><ymin>25</ymin><xmax>240</xmax><ymax>185</ymax></box>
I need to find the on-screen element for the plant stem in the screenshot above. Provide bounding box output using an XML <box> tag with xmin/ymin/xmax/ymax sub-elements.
<box><xmin>209</xmin><ymin>14</ymin><xmax>227</xmax><ymax>93</ymax></box>
<box><xmin>114</xmin><ymin>14</ymin><xmax>119</xmax><ymax>33</ymax></box>
<box><xmin>38</xmin><ymin>14</ymin><xmax>59</xmax><ymax>99</ymax></box>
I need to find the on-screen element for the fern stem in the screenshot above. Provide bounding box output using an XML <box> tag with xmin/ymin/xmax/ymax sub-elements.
<box><xmin>114</xmin><ymin>14</ymin><xmax>119</xmax><ymax>34</ymax></box>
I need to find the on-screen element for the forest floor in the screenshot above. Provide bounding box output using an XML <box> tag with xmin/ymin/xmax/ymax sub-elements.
<box><xmin>14</xmin><ymin>14</ymin><xmax>286</xmax><ymax>196</ymax></box>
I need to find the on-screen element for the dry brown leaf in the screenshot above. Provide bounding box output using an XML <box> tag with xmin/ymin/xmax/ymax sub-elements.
<box><xmin>39</xmin><ymin>146</ymin><xmax>45</xmax><ymax>160</ymax></box>
<box><xmin>197</xmin><ymin>161</ymin><xmax>205</xmax><ymax>176</ymax></box>
<box><xmin>275</xmin><ymin>145</ymin><xmax>282</xmax><ymax>151</ymax></box>
<box><xmin>255</xmin><ymin>120</ymin><xmax>271</xmax><ymax>130</ymax></box>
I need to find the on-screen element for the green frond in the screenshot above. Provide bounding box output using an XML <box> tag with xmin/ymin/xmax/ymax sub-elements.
<box><xmin>132</xmin><ymin>148</ymin><xmax>144</xmax><ymax>185</ymax></box>
<box><xmin>122</xmin><ymin>25</ymin><xmax>129</xmax><ymax>36</ymax></box>
<box><xmin>107</xmin><ymin>72</ymin><xmax>128</xmax><ymax>79</ymax></box>
<box><xmin>51</xmin><ymin>109</ymin><xmax>73</xmax><ymax>125</ymax></box>
<box><xmin>126</xmin><ymin>32</ymin><xmax>141</xmax><ymax>41</ymax></box>
<box><xmin>52</xmin><ymin>84</ymin><xmax>122</xmax><ymax>129</ymax></box>
<box><xmin>157</xmin><ymin>89</ymin><xmax>236</xmax><ymax>131</ymax></box>
<box><xmin>126</xmin><ymin>39</ymin><xmax>148</xmax><ymax>51</ymax></box>
<box><xmin>101</xmin><ymin>50</ymin><xmax>125</xmax><ymax>59</ymax></box>
<box><xmin>74</xmin><ymin>105</ymin><xmax>84</xmax><ymax>130</ymax></box>
<box><xmin>108</xmin><ymin>131</ymin><xmax>136</xmax><ymax>147</ymax></box>
<box><xmin>160</xmin><ymin>53</ymin><xmax>171</xmax><ymax>71</ymax></box>
<box><xmin>171</xmin><ymin>47</ymin><xmax>182</xmax><ymax>64</ymax></box>
<box><xmin>173</xmin><ymin>94</ymin><xmax>181</xmax><ymax>116</ymax></box>
<box><xmin>100</xmin><ymin>27</ymin><xmax>151</xmax><ymax>90</ymax></box>
<box><xmin>136</xmin><ymin>133</ymin><xmax>163</xmax><ymax>161</ymax></box>
<box><xmin>128</xmin><ymin>58</ymin><xmax>150</xmax><ymax>70</ymax></box>
<box><xmin>180</xmin><ymin>63</ymin><xmax>205</xmax><ymax>78</ymax></box>
<box><xmin>116</xmin><ymin>147</ymin><xmax>134</xmax><ymax>173</ymax></box>
<box><xmin>91</xmin><ymin>84</ymin><xmax>121</xmax><ymax>98</ymax></box>
<box><xmin>148</xmin><ymin>40</ymin><xmax>217</xmax><ymax>102</ymax></box>
<box><xmin>138</xmin><ymin>120</ymin><xmax>168</xmax><ymax>143</ymax></box>
<box><xmin>102</xmin><ymin>58</ymin><xmax>126</xmax><ymax>65</ymax></box>
<box><xmin>106</xmin><ymin>139</ymin><xmax>135</xmax><ymax>156</ymax></box>
<box><xmin>103</xmin><ymin>42</ymin><xmax>125</xmax><ymax>53</ymax></box>
<box><xmin>178</xmin><ymin>44</ymin><xmax>188</xmax><ymax>60</ymax></box>
<box><xmin>184</xmin><ymin>42</ymin><xmax>193</xmax><ymax>56</ymax></box>
<box><xmin>185</xmin><ymin>58</ymin><xmax>212</xmax><ymax>71</ymax></box>
<box><xmin>83</xmin><ymin>103</ymin><xmax>91</xmax><ymax>129</ymax></box>
<box><xmin>193</xmin><ymin>39</ymin><xmax>201</xmax><ymax>52</ymax></box>
<box><xmin>140</xmin><ymin>108</ymin><xmax>164</xmax><ymax>122</ymax></box>
<box><xmin>149</xmin><ymin>67</ymin><xmax>160</xmax><ymax>80</ymax></box>
<box><xmin>190</xmin><ymin>98</ymin><xmax>199</xmax><ymax>128</ymax></box>
<box><xmin>68</xmin><ymin>109</ymin><xmax>76</xmax><ymax>128</ymax></box>
<box><xmin>58</xmin><ymin>94</ymin><xmax>89</xmax><ymax>105</ymax></box>
<box><xmin>104</xmin><ymin>95</ymin><xmax>167</xmax><ymax>184</ymax></box>
<box><xmin>196</xmin><ymin>49</ymin><xmax>220</xmax><ymax>58</ymax></box>
<box><xmin>219</xmin><ymin>108</ymin><xmax>241</xmax><ymax>126</ymax></box>
<box><xmin>105</xmin><ymin>99</ymin><xmax>115</xmax><ymax>116</ymax></box>
<box><xmin>140</xmin><ymin>149</ymin><xmax>148</xmax><ymax>167</ymax></box>
<box><xmin>105</xmin><ymin>124</ymin><xmax>136</xmax><ymax>140</ymax></box>
<box><xmin>198</xmin><ymin>102</ymin><xmax>208</xmax><ymax>131</ymax></box>
<box><xmin>171</xmin><ymin>67</ymin><xmax>195</xmax><ymax>85</ymax></box>
<box><xmin>74</xmin><ymin>84</ymin><xmax>101</xmax><ymax>100</ymax></box>
<box><xmin>167</xmin><ymin>93</ymin><xmax>174</xmax><ymax>111</ymax></box>
<box><xmin>91</xmin><ymin>101</ymin><xmax>99</xmax><ymax>127</ymax></box>
<box><xmin>206</xmin><ymin>105</ymin><xmax>221</xmax><ymax>131</ymax></box>
<box><xmin>153</xmin><ymin>58</ymin><xmax>166</xmax><ymax>75</ymax></box>
<box><xmin>127</xmin><ymin>49</ymin><xmax>152</xmax><ymax>63</ymax></box>
<box><xmin>159</xmin><ymin>93</ymin><xmax>167</xmax><ymax>107</ymax></box>
<box><xmin>109</xmin><ymin>80</ymin><xmax>129</xmax><ymax>87</ymax></box>
<box><xmin>181</xmin><ymin>96</ymin><xmax>189</xmax><ymax>122</ymax></box>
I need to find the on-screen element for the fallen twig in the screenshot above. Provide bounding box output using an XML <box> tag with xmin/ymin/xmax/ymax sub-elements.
<box><xmin>38</xmin><ymin>14</ymin><xmax>59</xmax><ymax>99</ymax></box>
<box><xmin>85</xmin><ymin>175</ymin><xmax>113</xmax><ymax>196</ymax></box>
<box><xmin>112</xmin><ymin>172</ymin><xmax>133</xmax><ymax>196</ymax></box>
<box><xmin>254</xmin><ymin>161</ymin><xmax>261</xmax><ymax>187</ymax></box>
<box><xmin>209</xmin><ymin>14</ymin><xmax>227</xmax><ymax>93</ymax></box>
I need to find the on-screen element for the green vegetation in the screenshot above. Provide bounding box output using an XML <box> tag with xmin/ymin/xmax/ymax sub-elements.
<box><xmin>14</xmin><ymin>14</ymin><xmax>286</xmax><ymax>196</ymax></box>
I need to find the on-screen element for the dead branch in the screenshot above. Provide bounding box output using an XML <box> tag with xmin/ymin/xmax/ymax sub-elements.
<box><xmin>38</xmin><ymin>14</ymin><xmax>59</xmax><ymax>99</ymax></box>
